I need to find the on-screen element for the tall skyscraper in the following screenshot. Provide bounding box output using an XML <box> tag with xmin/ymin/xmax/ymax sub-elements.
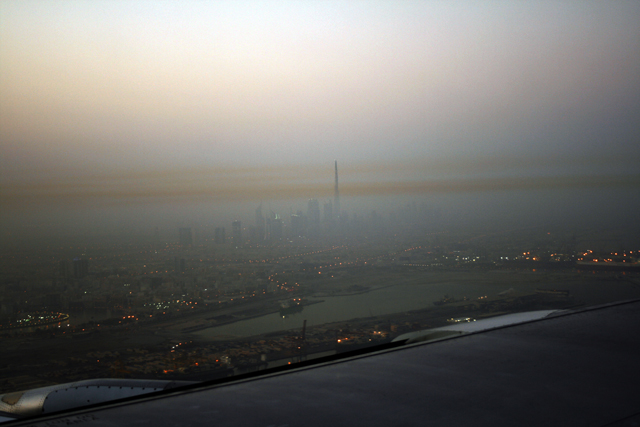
<box><xmin>232</xmin><ymin>220</ymin><xmax>242</xmax><ymax>247</ymax></box>
<box><xmin>307</xmin><ymin>198</ymin><xmax>320</xmax><ymax>239</ymax></box>
<box><xmin>214</xmin><ymin>227</ymin><xmax>226</xmax><ymax>244</ymax></box>
<box><xmin>256</xmin><ymin>203</ymin><xmax>265</xmax><ymax>241</ymax></box>
<box><xmin>290</xmin><ymin>213</ymin><xmax>303</xmax><ymax>239</ymax></box>
<box><xmin>271</xmin><ymin>215</ymin><xmax>283</xmax><ymax>241</ymax></box>
<box><xmin>334</xmin><ymin>160</ymin><xmax>340</xmax><ymax>220</ymax></box>
<box><xmin>307</xmin><ymin>199</ymin><xmax>320</xmax><ymax>226</ymax></box>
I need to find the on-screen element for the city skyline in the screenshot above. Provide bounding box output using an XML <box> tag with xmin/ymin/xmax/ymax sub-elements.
<box><xmin>1</xmin><ymin>1</ymin><xmax>639</xmax><ymax>243</ymax></box>
<box><xmin>1</xmin><ymin>2</ymin><xmax>640</xmax><ymax>419</ymax></box>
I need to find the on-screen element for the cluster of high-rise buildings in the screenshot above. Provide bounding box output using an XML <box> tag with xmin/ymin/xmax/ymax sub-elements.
<box><xmin>179</xmin><ymin>161</ymin><xmax>351</xmax><ymax>247</ymax></box>
<box><xmin>175</xmin><ymin>161</ymin><xmax>443</xmax><ymax>247</ymax></box>
<box><xmin>246</xmin><ymin>161</ymin><xmax>347</xmax><ymax>245</ymax></box>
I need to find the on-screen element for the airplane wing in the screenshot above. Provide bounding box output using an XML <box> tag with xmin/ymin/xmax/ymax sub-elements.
<box><xmin>3</xmin><ymin>300</ymin><xmax>639</xmax><ymax>426</ymax></box>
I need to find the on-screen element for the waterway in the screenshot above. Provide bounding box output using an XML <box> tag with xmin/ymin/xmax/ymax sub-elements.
<box><xmin>193</xmin><ymin>268</ymin><xmax>640</xmax><ymax>340</ymax></box>
<box><xmin>194</xmin><ymin>280</ymin><xmax>495</xmax><ymax>339</ymax></box>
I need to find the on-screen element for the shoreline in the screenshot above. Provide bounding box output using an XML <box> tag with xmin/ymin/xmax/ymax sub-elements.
<box><xmin>181</xmin><ymin>284</ymin><xmax>395</xmax><ymax>336</ymax></box>
<box><xmin>311</xmin><ymin>284</ymin><xmax>395</xmax><ymax>298</ymax></box>
<box><xmin>196</xmin><ymin>293</ymin><xmax>582</xmax><ymax>346</ymax></box>
<box><xmin>184</xmin><ymin>283</ymin><xmax>404</xmax><ymax>339</ymax></box>
<box><xmin>182</xmin><ymin>299</ymin><xmax>325</xmax><ymax>334</ymax></box>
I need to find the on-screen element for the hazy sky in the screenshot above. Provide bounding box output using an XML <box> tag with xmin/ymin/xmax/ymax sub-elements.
<box><xmin>1</xmin><ymin>1</ymin><xmax>639</xmax><ymax>238</ymax></box>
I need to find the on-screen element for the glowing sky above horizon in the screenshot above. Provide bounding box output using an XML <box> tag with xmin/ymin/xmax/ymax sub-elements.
<box><xmin>1</xmin><ymin>1</ymin><xmax>640</xmax><ymax>236</ymax></box>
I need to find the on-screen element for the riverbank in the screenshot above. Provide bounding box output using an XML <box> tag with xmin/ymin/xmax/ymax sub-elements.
<box><xmin>313</xmin><ymin>284</ymin><xmax>395</xmax><ymax>297</ymax></box>
<box><xmin>191</xmin><ymin>268</ymin><xmax>640</xmax><ymax>341</ymax></box>
<box><xmin>182</xmin><ymin>299</ymin><xmax>325</xmax><ymax>333</ymax></box>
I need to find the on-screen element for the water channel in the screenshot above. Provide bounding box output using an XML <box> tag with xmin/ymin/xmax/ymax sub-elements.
<box><xmin>195</xmin><ymin>280</ymin><xmax>497</xmax><ymax>339</ymax></box>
